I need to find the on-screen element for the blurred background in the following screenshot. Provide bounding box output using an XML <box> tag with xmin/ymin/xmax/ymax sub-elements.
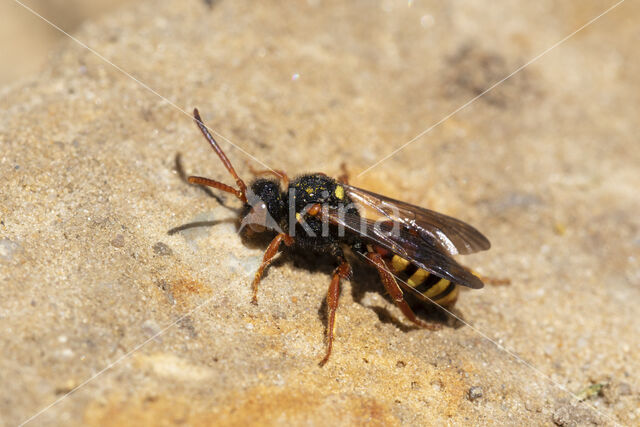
<box><xmin>0</xmin><ymin>0</ymin><xmax>132</xmax><ymax>86</ymax></box>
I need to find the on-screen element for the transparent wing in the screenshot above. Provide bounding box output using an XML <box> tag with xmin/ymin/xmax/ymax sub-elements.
<box><xmin>326</xmin><ymin>210</ymin><xmax>484</xmax><ymax>289</ymax></box>
<box><xmin>341</xmin><ymin>183</ymin><xmax>490</xmax><ymax>255</ymax></box>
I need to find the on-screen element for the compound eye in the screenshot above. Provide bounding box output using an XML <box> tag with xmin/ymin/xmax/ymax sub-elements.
<box><xmin>246</xmin><ymin>202</ymin><xmax>268</xmax><ymax>233</ymax></box>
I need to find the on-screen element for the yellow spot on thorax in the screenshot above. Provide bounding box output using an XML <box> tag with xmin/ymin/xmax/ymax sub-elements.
<box><xmin>335</xmin><ymin>185</ymin><xmax>345</xmax><ymax>200</ymax></box>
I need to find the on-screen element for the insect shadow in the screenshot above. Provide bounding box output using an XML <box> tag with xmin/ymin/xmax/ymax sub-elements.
<box><xmin>175</xmin><ymin>153</ymin><xmax>228</xmax><ymax>207</ymax></box>
<box><xmin>169</xmin><ymin>153</ymin><xmax>240</xmax><ymax>234</ymax></box>
<box><xmin>236</xmin><ymin>230</ymin><xmax>456</xmax><ymax>333</ymax></box>
<box><xmin>347</xmin><ymin>252</ymin><xmax>459</xmax><ymax>331</ymax></box>
<box><xmin>168</xmin><ymin>219</ymin><xmax>237</xmax><ymax>236</ymax></box>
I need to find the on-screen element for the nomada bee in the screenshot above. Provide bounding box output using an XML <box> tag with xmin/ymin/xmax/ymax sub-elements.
<box><xmin>187</xmin><ymin>108</ymin><xmax>491</xmax><ymax>365</ymax></box>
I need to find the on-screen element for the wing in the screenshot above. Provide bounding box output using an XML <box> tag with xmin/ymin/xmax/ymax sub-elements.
<box><xmin>341</xmin><ymin>183</ymin><xmax>490</xmax><ymax>256</ymax></box>
<box><xmin>325</xmin><ymin>210</ymin><xmax>484</xmax><ymax>289</ymax></box>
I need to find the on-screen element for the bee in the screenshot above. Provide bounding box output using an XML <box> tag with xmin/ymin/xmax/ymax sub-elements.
<box><xmin>187</xmin><ymin>108</ymin><xmax>491</xmax><ymax>366</ymax></box>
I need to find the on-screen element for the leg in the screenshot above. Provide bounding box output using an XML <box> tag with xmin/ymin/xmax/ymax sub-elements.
<box><xmin>472</xmin><ymin>270</ymin><xmax>511</xmax><ymax>286</ymax></box>
<box><xmin>337</xmin><ymin>162</ymin><xmax>349</xmax><ymax>184</ymax></box>
<box><xmin>247</xmin><ymin>164</ymin><xmax>290</xmax><ymax>188</ymax></box>
<box><xmin>366</xmin><ymin>252</ymin><xmax>441</xmax><ymax>330</ymax></box>
<box><xmin>251</xmin><ymin>233</ymin><xmax>294</xmax><ymax>304</ymax></box>
<box><xmin>319</xmin><ymin>260</ymin><xmax>351</xmax><ymax>366</ymax></box>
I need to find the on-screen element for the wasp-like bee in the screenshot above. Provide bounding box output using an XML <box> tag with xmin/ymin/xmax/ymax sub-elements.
<box><xmin>187</xmin><ymin>108</ymin><xmax>491</xmax><ymax>365</ymax></box>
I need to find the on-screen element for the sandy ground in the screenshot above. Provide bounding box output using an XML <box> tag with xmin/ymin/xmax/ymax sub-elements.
<box><xmin>1</xmin><ymin>1</ymin><xmax>639</xmax><ymax>426</ymax></box>
<box><xmin>0</xmin><ymin>0</ymin><xmax>134</xmax><ymax>86</ymax></box>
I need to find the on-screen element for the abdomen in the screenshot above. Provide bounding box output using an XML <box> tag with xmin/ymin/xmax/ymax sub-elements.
<box><xmin>385</xmin><ymin>252</ymin><xmax>459</xmax><ymax>308</ymax></box>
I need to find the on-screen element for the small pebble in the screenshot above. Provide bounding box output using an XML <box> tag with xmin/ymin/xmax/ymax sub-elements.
<box><xmin>141</xmin><ymin>320</ymin><xmax>162</xmax><ymax>341</ymax></box>
<box><xmin>0</xmin><ymin>239</ymin><xmax>20</xmax><ymax>261</ymax></box>
<box><xmin>153</xmin><ymin>242</ymin><xmax>173</xmax><ymax>256</ymax></box>
<box><xmin>468</xmin><ymin>386</ymin><xmax>483</xmax><ymax>401</ymax></box>
<box><xmin>618</xmin><ymin>382</ymin><xmax>632</xmax><ymax>396</ymax></box>
<box><xmin>552</xmin><ymin>401</ymin><xmax>600</xmax><ymax>426</ymax></box>
<box><xmin>110</xmin><ymin>234</ymin><xmax>125</xmax><ymax>248</ymax></box>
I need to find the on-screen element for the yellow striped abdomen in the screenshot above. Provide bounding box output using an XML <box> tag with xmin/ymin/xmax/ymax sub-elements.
<box><xmin>390</xmin><ymin>254</ymin><xmax>459</xmax><ymax>308</ymax></box>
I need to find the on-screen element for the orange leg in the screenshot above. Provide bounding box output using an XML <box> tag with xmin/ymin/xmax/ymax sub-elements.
<box><xmin>319</xmin><ymin>261</ymin><xmax>351</xmax><ymax>366</ymax></box>
<box><xmin>247</xmin><ymin>164</ymin><xmax>290</xmax><ymax>188</ymax></box>
<box><xmin>366</xmin><ymin>252</ymin><xmax>441</xmax><ymax>331</ymax></box>
<box><xmin>251</xmin><ymin>233</ymin><xmax>294</xmax><ymax>304</ymax></box>
<box><xmin>337</xmin><ymin>162</ymin><xmax>349</xmax><ymax>184</ymax></box>
<box><xmin>473</xmin><ymin>272</ymin><xmax>511</xmax><ymax>286</ymax></box>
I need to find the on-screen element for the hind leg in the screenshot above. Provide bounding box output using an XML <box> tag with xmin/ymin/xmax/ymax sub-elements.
<box><xmin>366</xmin><ymin>252</ymin><xmax>441</xmax><ymax>330</ymax></box>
